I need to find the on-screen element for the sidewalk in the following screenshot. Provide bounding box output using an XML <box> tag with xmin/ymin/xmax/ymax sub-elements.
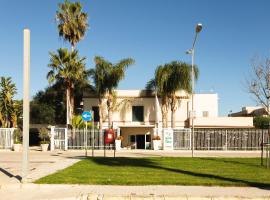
<box><xmin>0</xmin><ymin>184</ymin><xmax>270</xmax><ymax>200</ymax></box>
<box><xmin>0</xmin><ymin>149</ymin><xmax>268</xmax><ymax>199</ymax></box>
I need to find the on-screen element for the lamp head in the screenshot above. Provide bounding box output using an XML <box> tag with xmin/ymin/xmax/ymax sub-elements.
<box><xmin>186</xmin><ymin>49</ymin><xmax>192</xmax><ymax>54</ymax></box>
<box><xmin>196</xmin><ymin>23</ymin><xmax>203</xmax><ymax>33</ymax></box>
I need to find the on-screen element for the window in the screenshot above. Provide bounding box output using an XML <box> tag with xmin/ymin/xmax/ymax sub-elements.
<box><xmin>146</xmin><ymin>135</ymin><xmax>151</xmax><ymax>142</ymax></box>
<box><xmin>132</xmin><ymin>106</ymin><xmax>144</xmax><ymax>122</ymax></box>
<box><xmin>202</xmin><ymin>111</ymin><xmax>209</xmax><ymax>117</ymax></box>
<box><xmin>130</xmin><ymin>135</ymin><xmax>135</xmax><ymax>143</ymax></box>
<box><xmin>92</xmin><ymin>106</ymin><xmax>100</xmax><ymax>122</ymax></box>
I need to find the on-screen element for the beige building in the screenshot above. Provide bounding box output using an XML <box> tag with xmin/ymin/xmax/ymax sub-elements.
<box><xmin>83</xmin><ymin>90</ymin><xmax>253</xmax><ymax>149</ymax></box>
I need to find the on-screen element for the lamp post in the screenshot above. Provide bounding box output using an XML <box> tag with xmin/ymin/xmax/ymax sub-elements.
<box><xmin>22</xmin><ymin>29</ymin><xmax>30</xmax><ymax>182</ymax></box>
<box><xmin>186</xmin><ymin>23</ymin><xmax>202</xmax><ymax>158</ymax></box>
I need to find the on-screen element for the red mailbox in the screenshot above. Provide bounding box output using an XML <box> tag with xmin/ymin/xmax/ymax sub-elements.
<box><xmin>105</xmin><ymin>129</ymin><xmax>115</xmax><ymax>144</ymax></box>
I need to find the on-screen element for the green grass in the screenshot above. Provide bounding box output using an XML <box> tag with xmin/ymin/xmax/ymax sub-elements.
<box><xmin>35</xmin><ymin>157</ymin><xmax>270</xmax><ymax>187</ymax></box>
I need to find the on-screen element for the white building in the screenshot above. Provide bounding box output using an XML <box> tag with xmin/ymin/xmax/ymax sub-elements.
<box><xmin>83</xmin><ymin>90</ymin><xmax>253</xmax><ymax>149</ymax></box>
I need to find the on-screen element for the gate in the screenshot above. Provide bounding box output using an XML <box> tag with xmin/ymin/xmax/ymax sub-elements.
<box><xmin>50</xmin><ymin>127</ymin><xmax>67</xmax><ymax>151</ymax></box>
<box><xmin>0</xmin><ymin>128</ymin><xmax>15</xmax><ymax>149</ymax></box>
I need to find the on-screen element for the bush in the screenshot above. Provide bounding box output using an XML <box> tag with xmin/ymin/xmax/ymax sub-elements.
<box><xmin>38</xmin><ymin>127</ymin><xmax>49</xmax><ymax>144</ymax></box>
<box><xmin>13</xmin><ymin>129</ymin><xmax>22</xmax><ymax>144</ymax></box>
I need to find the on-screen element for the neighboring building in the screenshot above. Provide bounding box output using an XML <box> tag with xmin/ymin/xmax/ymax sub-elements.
<box><xmin>83</xmin><ymin>90</ymin><xmax>253</xmax><ymax>149</ymax></box>
<box><xmin>230</xmin><ymin>106</ymin><xmax>268</xmax><ymax>117</ymax></box>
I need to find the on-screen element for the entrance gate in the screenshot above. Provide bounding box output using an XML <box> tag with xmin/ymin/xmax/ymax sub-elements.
<box><xmin>50</xmin><ymin>127</ymin><xmax>67</xmax><ymax>151</ymax></box>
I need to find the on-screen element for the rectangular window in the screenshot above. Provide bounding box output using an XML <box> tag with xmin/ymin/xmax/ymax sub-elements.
<box><xmin>92</xmin><ymin>106</ymin><xmax>100</xmax><ymax>122</ymax></box>
<box><xmin>130</xmin><ymin>135</ymin><xmax>135</xmax><ymax>143</ymax></box>
<box><xmin>146</xmin><ymin>135</ymin><xmax>151</xmax><ymax>142</ymax></box>
<box><xmin>132</xmin><ymin>106</ymin><xmax>144</xmax><ymax>122</ymax></box>
<box><xmin>202</xmin><ymin>111</ymin><xmax>209</xmax><ymax>117</ymax></box>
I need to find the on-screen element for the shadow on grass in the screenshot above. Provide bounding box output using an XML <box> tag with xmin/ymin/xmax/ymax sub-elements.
<box><xmin>87</xmin><ymin>157</ymin><xmax>270</xmax><ymax>189</ymax></box>
<box><xmin>198</xmin><ymin>157</ymin><xmax>263</xmax><ymax>168</ymax></box>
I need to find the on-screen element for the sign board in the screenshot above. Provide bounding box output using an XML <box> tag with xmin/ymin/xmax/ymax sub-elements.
<box><xmin>163</xmin><ymin>129</ymin><xmax>174</xmax><ymax>150</ymax></box>
<box><xmin>82</xmin><ymin>111</ymin><xmax>92</xmax><ymax>121</ymax></box>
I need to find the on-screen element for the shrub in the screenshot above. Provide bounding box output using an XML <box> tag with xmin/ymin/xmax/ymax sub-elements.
<box><xmin>152</xmin><ymin>135</ymin><xmax>161</xmax><ymax>140</ymax></box>
<box><xmin>13</xmin><ymin>129</ymin><xmax>22</xmax><ymax>144</ymax></box>
<box><xmin>39</xmin><ymin>127</ymin><xmax>49</xmax><ymax>144</ymax></box>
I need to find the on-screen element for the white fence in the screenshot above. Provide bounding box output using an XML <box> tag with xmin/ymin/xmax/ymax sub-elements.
<box><xmin>173</xmin><ymin>128</ymin><xmax>269</xmax><ymax>150</ymax></box>
<box><xmin>0</xmin><ymin>128</ymin><xmax>15</xmax><ymax>149</ymax></box>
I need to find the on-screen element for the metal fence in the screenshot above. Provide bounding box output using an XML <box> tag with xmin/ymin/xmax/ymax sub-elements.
<box><xmin>173</xmin><ymin>128</ymin><xmax>269</xmax><ymax>150</ymax></box>
<box><xmin>68</xmin><ymin>129</ymin><xmax>109</xmax><ymax>149</ymax></box>
<box><xmin>0</xmin><ymin>128</ymin><xmax>14</xmax><ymax>149</ymax></box>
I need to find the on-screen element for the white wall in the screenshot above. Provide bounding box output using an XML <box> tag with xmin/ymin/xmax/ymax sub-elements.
<box><xmin>191</xmin><ymin>93</ymin><xmax>218</xmax><ymax>118</ymax></box>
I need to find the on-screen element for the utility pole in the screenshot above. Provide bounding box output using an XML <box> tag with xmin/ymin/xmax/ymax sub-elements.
<box><xmin>22</xmin><ymin>29</ymin><xmax>30</xmax><ymax>183</ymax></box>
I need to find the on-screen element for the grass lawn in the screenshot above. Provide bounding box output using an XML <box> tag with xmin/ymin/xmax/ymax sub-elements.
<box><xmin>35</xmin><ymin>157</ymin><xmax>270</xmax><ymax>186</ymax></box>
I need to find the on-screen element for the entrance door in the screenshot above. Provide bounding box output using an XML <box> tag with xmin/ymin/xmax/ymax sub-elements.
<box><xmin>136</xmin><ymin>135</ymin><xmax>145</xmax><ymax>149</ymax></box>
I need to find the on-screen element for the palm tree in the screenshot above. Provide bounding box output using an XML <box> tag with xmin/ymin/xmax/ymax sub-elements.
<box><xmin>146</xmin><ymin>65</ymin><xmax>171</xmax><ymax>128</ymax></box>
<box><xmin>89</xmin><ymin>56</ymin><xmax>134</xmax><ymax>144</ymax></box>
<box><xmin>166</xmin><ymin>61</ymin><xmax>199</xmax><ymax>128</ymax></box>
<box><xmin>47</xmin><ymin>48</ymin><xmax>88</xmax><ymax>125</ymax></box>
<box><xmin>56</xmin><ymin>0</ymin><xmax>89</xmax><ymax>51</ymax></box>
<box><xmin>0</xmin><ymin>77</ymin><xmax>17</xmax><ymax>128</ymax></box>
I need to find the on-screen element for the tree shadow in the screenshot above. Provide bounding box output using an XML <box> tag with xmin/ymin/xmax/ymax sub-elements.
<box><xmin>198</xmin><ymin>157</ymin><xmax>263</xmax><ymax>168</ymax></box>
<box><xmin>88</xmin><ymin>157</ymin><xmax>270</xmax><ymax>189</ymax></box>
<box><xmin>0</xmin><ymin>168</ymin><xmax>21</xmax><ymax>182</ymax></box>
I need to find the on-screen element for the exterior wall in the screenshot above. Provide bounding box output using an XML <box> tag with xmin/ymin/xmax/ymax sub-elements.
<box><xmin>83</xmin><ymin>90</ymin><xmax>194</xmax><ymax>128</ymax></box>
<box><xmin>192</xmin><ymin>94</ymin><xmax>218</xmax><ymax>118</ymax></box>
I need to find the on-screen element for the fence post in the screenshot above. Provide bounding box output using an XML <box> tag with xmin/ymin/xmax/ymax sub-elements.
<box><xmin>189</xmin><ymin>129</ymin><xmax>192</xmax><ymax>150</ymax></box>
<box><xmin>10</xmin><ymin>128</ymin><xmax>14</xmax><ymax>149</ymax></box>
<box><xmin>225</xmin><ymin>130</ymin><xmax>228</xmax><ymax>151</ymax></box>
<box><xmin>50</xmin><ymin>126</ymin><xmax>55</xmax><ymax>151</ymax></box>
<box><xmin>64</xmin><ymin>128</ymin><xmax>68</xmax><ymax>151</ymax></box>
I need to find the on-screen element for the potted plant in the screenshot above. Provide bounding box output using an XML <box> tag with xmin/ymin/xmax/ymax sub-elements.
<box><xmin>39</xmin><ymin>127</ymin><xmax>50</xmax><ymax>152</ymax></box>
<box><xmin>13</xmin><ymin>129</ymin><xmax>22</xmax><ymax>152</ymax></box>
<box><xmin>115</xmin><ymin>135</ymin><xmax>123</xmax><ymax>150</ymax></box>
<box><xmin>152</xmin><ymin>135</ymin><xmax>161</xmax><ymax>150</ymax></box>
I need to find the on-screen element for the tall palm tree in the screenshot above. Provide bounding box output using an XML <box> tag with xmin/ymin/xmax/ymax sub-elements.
<box><xmin>47</xmin><ymin>48</ymin><xmax>88</xmax><ymax>125</ymax></box>
<box><xmin>0</xmin><ymin>77</ymin><xmax>17</xmax><ymax>128</ymax></box>
<box><xmin>166</xmin><ymin>61</ymin><xmax>199</xmax><ymax>128</ymax></box>
<box><xmin>146</xmin><ymin>65</ymin><xmax>171</xmax><ymax>128</ymax></box>
<box><xmin>56</xmin><ymin>0</ymin><xmax>89</xmax><ymax>51</ymax></box>
<box><xmin>89</xmin><ymin>56</ymin><xmax>134</xmax><ymax>144</ymax></box>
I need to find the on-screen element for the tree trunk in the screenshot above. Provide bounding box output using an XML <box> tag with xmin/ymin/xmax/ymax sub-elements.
<box><xmin>170</xmin><ymin>95</ymin><xmax>177</xmax><ymax>128</ymax></box>
<box><xmin>107</xmin><ymin>94</ymin><xmax>113</xmax><ymax>129</ymax></box>
<box><xmin>66</xmin><ymin>87</ymin><xmax>70</xmax><ymax>125</ymax></box>
<box><xmin>98</xmin><ymin>97</ymin><xmax>103</xmax><ymax>148</ymax></box>
<box><xmin>70</xmin><ymin>83</ymin><xmax>75</xmax><ymax>123</ymax></box>
<box><xmin>161</xmin><ymin>96</ymin><xmax>169</xmax><ymax>128</ymax></box>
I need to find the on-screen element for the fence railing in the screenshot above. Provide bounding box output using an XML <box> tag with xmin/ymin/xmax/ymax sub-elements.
<box><xmin>173</xmin><ymin>128</ymin><xmax>269</xmax><ymax>150</ymax></box>
<box><xmin>0</xmin><ymin>128</ymin><xmax>15</xmax><ymax>149</ymax></box>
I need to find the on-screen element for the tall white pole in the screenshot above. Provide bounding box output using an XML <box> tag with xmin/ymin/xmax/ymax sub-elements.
<box><xmin>22</xmin><ymin>29</ymin><xmax>30</xmax><ymax>183</ymax></box>
<box><xmin>191</xmin><ymin>49</ymin><xmax>194</xmax><ymax>158</ymax></box>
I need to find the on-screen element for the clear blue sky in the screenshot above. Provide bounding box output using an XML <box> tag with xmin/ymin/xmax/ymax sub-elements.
<box><xmin>1</xmin><ymin>0</ymin><xmax>270</xmax><ymax>116</ymax></box>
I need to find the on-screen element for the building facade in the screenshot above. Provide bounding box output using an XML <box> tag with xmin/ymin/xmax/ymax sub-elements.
<box><xmin>83</xmin><ymin>90</ymin><xmax>253</xmax><ymax>149</ymax></box>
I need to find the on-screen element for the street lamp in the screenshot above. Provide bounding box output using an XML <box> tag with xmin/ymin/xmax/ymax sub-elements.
<box><xmin>186</xmin><ymin>23</ymin><xmax>203</xmax><ymax>158</ymax></box>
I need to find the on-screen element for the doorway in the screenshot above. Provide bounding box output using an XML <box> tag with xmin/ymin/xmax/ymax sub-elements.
<box><xmin>136</xmin><ymin>135</ymin><xmax>145</xmax><ymax>149</ymax></box>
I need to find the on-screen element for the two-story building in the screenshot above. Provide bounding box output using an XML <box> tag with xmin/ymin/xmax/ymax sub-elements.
<box><xmin>83</xmin><ymin>90</ymin><xmax>253</xmax><ymax>149</ymax></box>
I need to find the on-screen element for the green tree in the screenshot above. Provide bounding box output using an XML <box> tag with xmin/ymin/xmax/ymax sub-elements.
<box><xmin>0</xmin><ymin>77</ymin><xmax>17</xmax><ymax>128</ymax></box>
<box><xmin>146</xmin><ymin>65</ymin><xmax>171</xmax><ymax>128</ymax></box>
<box><xmin>146</xmin><ymin>62</ymin><xmax>199</xmax><ymax>128</ymax></box>
<box><xmin>89</xmin><ymin>56</ymin><xmax>134</xmax><ymax>141</ymax></box>
<box><xmin>167</xmin><ymin>61</ymin><xmax>198</xmax><ymax>128</ymax></box>
<box><xmin>47</xmin><ymin>48</ymin><xmax>88</xmax><ymax>125</ymax></box>
<box><xmin>56</xmin><ymin>0</ymin><xmax>89</xmax><ymax>51</ymax></box>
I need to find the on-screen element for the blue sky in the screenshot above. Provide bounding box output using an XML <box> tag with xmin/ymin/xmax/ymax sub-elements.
<box><xmin>1</xmin><ymin>0</ymin><xmax>270</xmax><ymax>116</ymax></box>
